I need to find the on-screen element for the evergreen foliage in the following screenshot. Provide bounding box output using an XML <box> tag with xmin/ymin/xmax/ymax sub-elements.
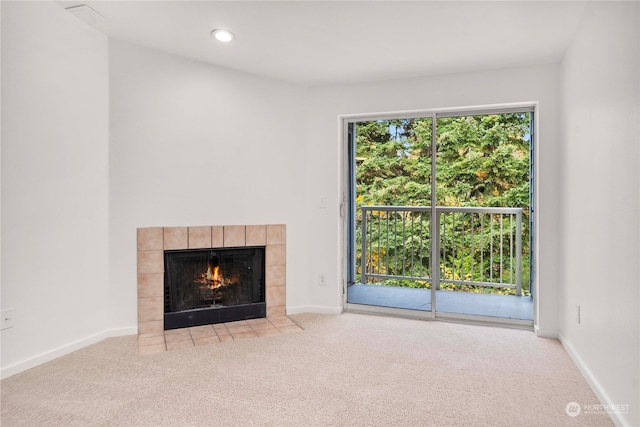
<box><xmin>355</xmin><ymin>114</ymin><xmax>531</xmax><ymax>295</ymax></box>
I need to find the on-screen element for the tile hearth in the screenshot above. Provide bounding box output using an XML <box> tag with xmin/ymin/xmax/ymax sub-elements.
<box><xmin>138</xmin><ymin>316</ymin><xmax>302</xmax><ymax>355</ymax></box>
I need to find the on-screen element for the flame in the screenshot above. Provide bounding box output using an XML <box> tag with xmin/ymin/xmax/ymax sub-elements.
<box><xmin>212</xmin><ymin>266</ymin><xmax>221</xmax><ymax>282</ymax></box>
<box><xmin>203</xmin><ymin>265</ymin><xmax>223</xmax><ymax>287</ymax></box>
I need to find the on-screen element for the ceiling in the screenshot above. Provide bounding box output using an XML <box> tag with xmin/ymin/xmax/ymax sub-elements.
<box><xmin>57</xmin><ymin>1</ymin><xmax>587</xmax><ymax>87</ymax></box>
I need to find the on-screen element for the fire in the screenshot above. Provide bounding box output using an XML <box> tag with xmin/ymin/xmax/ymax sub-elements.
<box><xmin>206</xmin><ymin>265</ymin><xmax>221</xmax><ymax>281</ymax></box>
<box><xmin>201</xmin><ymin>265</ymin><xmax>225</xmax><ymax>289</ymax></box>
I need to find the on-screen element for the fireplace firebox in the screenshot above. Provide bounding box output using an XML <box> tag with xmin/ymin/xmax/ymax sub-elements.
<box><xmin>164</xmin><ymin>246</ymin><xmax>265</xmax><ymax>330</ymax></box>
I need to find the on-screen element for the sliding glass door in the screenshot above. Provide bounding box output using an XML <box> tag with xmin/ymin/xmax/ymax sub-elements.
<box><xmin>345</xmin><ymin>107</ymin><xmax>534</xmax><ymax>326</ymax></box>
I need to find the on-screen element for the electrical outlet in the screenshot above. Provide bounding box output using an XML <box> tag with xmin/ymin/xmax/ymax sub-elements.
<box><xmin>319</xmin><ymin>274</ymin><xmax>326</xmax><ymax>286</ymax></box>
<box><xmin>1</xmin><ymin>309</ymin><xmax>15</xmax><ymax>330</ymax></box>
<box><xmin>576</xmin><ymin>305</ymin><xmax>581</xmax><ymax>324</ymax></box>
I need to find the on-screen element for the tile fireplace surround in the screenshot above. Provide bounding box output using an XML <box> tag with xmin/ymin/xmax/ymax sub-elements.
<box><xmin>137</xmin><ymin>224</ymin><xmax>286</xmax><ymax>338</ymax></box>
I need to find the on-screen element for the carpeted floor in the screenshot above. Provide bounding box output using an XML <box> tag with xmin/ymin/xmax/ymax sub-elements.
<box><xmin>1</xmin><ymin>313</ymin><xmax>611</xmax><ymax>426</ymax></box>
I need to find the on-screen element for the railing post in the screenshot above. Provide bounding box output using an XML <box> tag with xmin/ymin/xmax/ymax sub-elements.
<box><xmin>361</xmin><ymin>207</ymin><xmax>367</xmax><ymax>284</ymax></box>
<box><xmin>516</xmin><ymin>209</ymin><xmax>522</xmax><ymax>296</ymax></box>
<box><xmin>434</xmin><ymin>209</ymin><xmax>441</xmax><ymax>291</ymax></box>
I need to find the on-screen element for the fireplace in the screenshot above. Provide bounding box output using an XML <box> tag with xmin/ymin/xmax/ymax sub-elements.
<box><xmin>164</xmin><ymin>246</ymin><xmax>266</xmax><ymax>329</ymax></box>
<box><xmin>137</xmin><ymin>225</ymin><xmax>286</xmax><ymax>336</ymax></box>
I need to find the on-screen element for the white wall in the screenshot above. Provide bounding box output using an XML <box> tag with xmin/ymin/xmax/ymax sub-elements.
<box><xmin>304</xmin><ymin>64</ymin><xmax>563</xmax><ymax>334</ymax></box>
<box><xmin>559</xmin><ymin>2</ymin><xmax>640</xmax><ymax>426</ymax></box>
<box><xmin>1</xmin><ymin>1</ymin><xmax>110</xmax><ymax>377</ymax></box>
<box><xmin>108</xmin><ymin>40</ymin><xmax>309</xmax><ymax>328</ymax></box>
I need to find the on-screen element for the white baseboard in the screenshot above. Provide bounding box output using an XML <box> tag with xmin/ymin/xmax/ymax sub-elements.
<box><xmin>286</xmin><ymin>305</ymin><xmax>343</xmax><ymax>315</ymax></box>
<box><xmin>534</xmin><ymin>324</ymin><xmax>559</xmax><ymax>339</ymax></box>
<box><xmin>109</xmin><ymin>326</ymin><xmax>138</xmax><ymax>337</ymax></box>
<box><xmin>559</xmin><ymin>334</ymin><xmax>629</xmax><ymax>427</ymax></box>
<box><xmin>1</xmin><ymin>327</ymin><xmax>137</xmax><ymax>380</ymax></box>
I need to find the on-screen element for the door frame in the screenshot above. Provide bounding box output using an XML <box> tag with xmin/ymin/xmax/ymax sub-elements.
<box><xmin>340</xmin><ymin>102</ymin><xmax>538</xmax><ymax>326</ymax></box>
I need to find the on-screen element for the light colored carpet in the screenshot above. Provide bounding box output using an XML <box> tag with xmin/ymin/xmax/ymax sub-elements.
<box><xmin>1</xmin><ymin>313</ymin><xmax>611</xmax><ymax>426</ymax></box>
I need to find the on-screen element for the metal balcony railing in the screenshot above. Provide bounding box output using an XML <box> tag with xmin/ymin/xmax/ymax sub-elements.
<box><xmin>360</xmin><ymin>206</ymin><xmax>523</xmax><ymax>296</ymax></box>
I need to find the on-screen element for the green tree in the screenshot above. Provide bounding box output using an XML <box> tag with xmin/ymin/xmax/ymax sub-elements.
<box><xmin>355</xmin><ymin>114</ymin><xmax>531</xmax><ymax>295</ymax></box>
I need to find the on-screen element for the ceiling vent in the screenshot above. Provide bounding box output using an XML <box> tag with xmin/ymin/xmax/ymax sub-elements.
<box><xmin>65</xmin><ymin>4</ymin><xmax>112</xmax><ymax>34</ymax></box>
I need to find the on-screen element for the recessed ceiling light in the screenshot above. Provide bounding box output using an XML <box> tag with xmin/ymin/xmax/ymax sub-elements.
<box><xmin>211</xmin><ymin>29</ymin><xmax>235</xmax><ymax>43</ymax></box>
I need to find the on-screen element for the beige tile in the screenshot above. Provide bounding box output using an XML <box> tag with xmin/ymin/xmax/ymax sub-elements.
<box><xmin>224</xmin><ymin>226</ymin><xmax>245</xmax><ymax>247</ymax></box>
<box><xmin>211</xmin><ymin>226</ymin><xmax>224</xmax><ymax>247</ymax></box>
<box><xmin>164</xmin><ymin>330</ymin><xmax>192</xmax><ymax>343</ymax></box>
<box><xmin>139</xmin><ymin>331</ymin><xmax>164</xmax><ymax>338</ymax></box>
<box><xmin>164</xmin><ymin>227</ymin><xmax>188</xmax><ymax>250</ymax></box>
<box><xmin>224</xmin><ymin>320</ymin><xmax>248</xmax><ymax>327</ymax></box>
<box><xmin>266</xmin><ymin>286</ymin><xmax>286</xmax><ymax>307</ymax></box>
<box><xmin>226</xmin><ymin>324</ymin><xmax>253</xmax><ymax>334</ymax></box>
<box><xmin>139</xmin><ymin>344</ymin><xmax>166</xmax><ymax>355</ymax></box>
<box><xmin>194</xmin><ymin>336</ymin><xmax>221</xmax><ymax>346</ymax></box>
<box><xmin>278</xmin><ymin>325</ymin><xmax>302</xmax><ymax>334</ymax></box>
<box><xmin>213</xmin><ymin>324</ymin><xmax>229</xmax><ymax>335</ymax></box>
<box><xmin>267</xmin><ymin>306</ymin><xmax>286</xmax><ymax>317</ymax></box>
<box><xmin>138</xmin><ymin>228</ymin><xmax>164</xmax><ymax>251</ymax></box>
<box><xmin>266</xmin><ymin>265</ymin><xmax>286</xmax><ymax>287</ymax></box>
<box><xmin>138</xmin><ymin>320</ymin><xmax>164</xmax><ymax>335</ymax></box>
<box><xmin>137</xmin><ymin>251</ymin><xmax>164</xmax><ymax>275</ymax></box>
<box><xmin>267</xmin><ymin>224</ymin><xmax>286</xmax><ymax>245</ymax></box>
<box><xmin>245</xmin><ymin>225</ymin><xmax>267</xmax><ymax>246</ymax></box>
<box><xmin>249</xmin><ymin>321</ymin><xmax>275</xmax><ymax>331</ymax></box>
<box><xmin>138</xmin><ymin>274</ymin><xmax>163</xmax><ymax>298</ymax></box>
<box><xmin>189</xmin><ymin>326</ymin><xmax>216</xmax><ymax>339</ymax></box>
<box><xmin>231</xmin><ymin>330</ymin><xmax>258</xmax><ymax>340</ymax></box>
<box><xmin>266</xmin><ymin>245</ymin><xmax>286</xmax><ymax>266</ymax></box>
<box><xmin>269</xmin><ymin>316</ymin><xmax>295</xmax><ymax>328</ymax></box>
<box><xmin>138</xmin><ymin>297</ymin><xmax>163</xmax><ymax>322</ymax></box>
<box><xmin>167</xmin><ymin>340</ymin><xmax>195</xmax><ymax>351</ymax></box>
<box><xmin>246</xmin><ymin>317</ymin><xmax>270</xmax><ymax>326</ymax></box>
<box><xmin>189</xmin><ymin>324</ymin><xmax>215</xmax><ymax>332</ymax></box>
<box><xmin>255</xmin><ymin>328</ymin><xmax>281</xmax><ymax>338</ymax></box>
<box><xmin>218</xmin><ymin>334</ymin><xmax>234</xmax><ymax>342</ymax></box>
<box><xmin>138</xmin><ymin>334</ymin><xmax>166</xmax><ymax>347</ymax></box>
<box><xmin>188</xmin><ymin>226</ymin><xmax>212</xmax><ymax>249</ymax></box>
